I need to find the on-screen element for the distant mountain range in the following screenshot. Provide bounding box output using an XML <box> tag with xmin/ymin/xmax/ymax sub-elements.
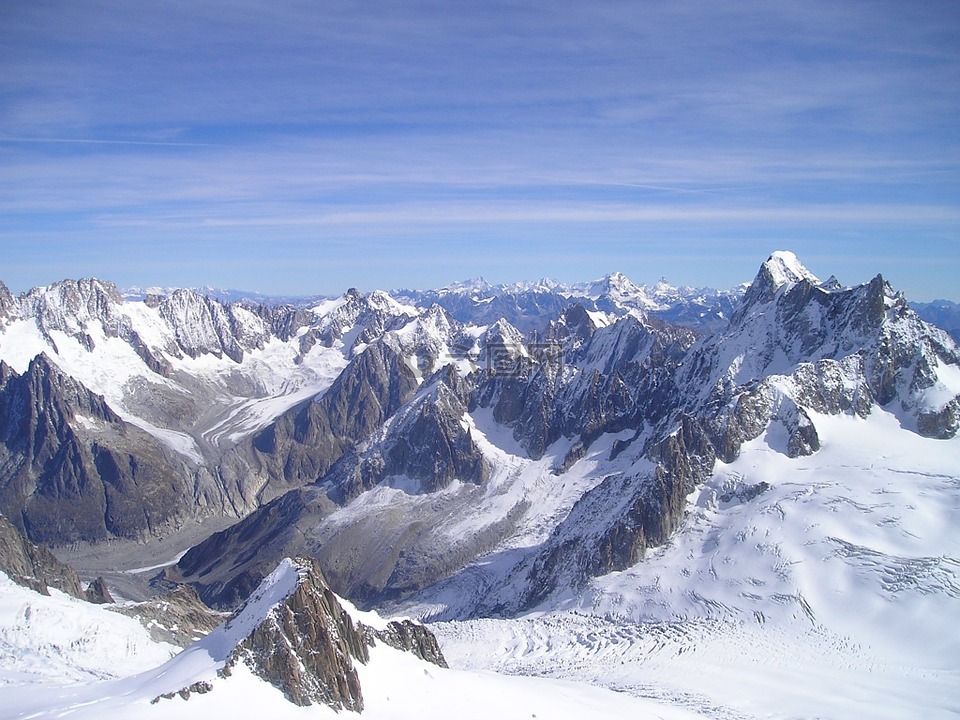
<box><xmin>1</xmin><ymin>251</ymin><xmax>958</xmax><ymax>718</ymax></box>
<box><xmin>124</xmin><ymin>276</ymin><xmax>959</xmax><ymax>343</ymax></box>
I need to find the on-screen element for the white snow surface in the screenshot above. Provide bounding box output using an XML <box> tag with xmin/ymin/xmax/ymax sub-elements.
<box><xmin>0</xmin><ymin>572</ymin><xmax>178</xmax><ymax>686</ymax></box>
<box><xmin>0</xmin><ymin>562</ymin><xmax>706</xmax><ymax>720</ymax></box>
<box><xmin>763</xmin><ymin>249</ymin><xmax>821</xmax><ymax>289</ymax></box>
<box><xmin>434</xmin><ymin>408</ymin><xmax>960</xmax><ymax>720</ymax></box>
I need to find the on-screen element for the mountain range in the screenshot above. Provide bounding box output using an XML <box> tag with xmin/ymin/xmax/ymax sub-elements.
<box><xmin>0</xmin><ymin>251</ymin><xmax>958</xmax><ymax>718</ymax></box>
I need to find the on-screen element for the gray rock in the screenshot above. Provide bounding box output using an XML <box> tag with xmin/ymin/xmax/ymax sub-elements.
<box><xmin>113</xmin><ymin>584</ymin><xmax>225</xmax><ymax>647</ymax></box>
<box><xmin>227</xmin><ymin>557</ymin><xmax>368</xmax><ymax>710</ymax></box>
<box><xmin>370</xmin><ymin>619</ymin><xmax>447</xmax><ymax>667</ymax></box>
<box><xmin>0</xmin><ymin>512</ymin><xmax>86</xmax><ymax>599</ymax></box>
<box><xmin>84</xmin><ymin>576</ymin><xmax>114</xmax><ymax>604</ymax></box>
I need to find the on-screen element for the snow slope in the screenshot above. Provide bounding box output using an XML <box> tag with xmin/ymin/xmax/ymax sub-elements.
<box><xmin>0</xmin><ymin>572</ymin><xmax>178</xmax><ymax>686</ymax></box>
<box><xmin>0</xmin><ymin>563</ymin><xmax>708</xmax><ymax>720</ymax></box>
<box><xmin>435</xmin><ymin>407</ymin><xmax>960</xmax><ymax>720</ymax></box>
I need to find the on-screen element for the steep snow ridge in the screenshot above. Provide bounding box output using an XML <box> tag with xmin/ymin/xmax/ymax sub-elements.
<box><xmin>763</xmin><ymin>249</ymin><xmax>821</xmax><ymax>289</ymax></box>
<box><xmin>0</xmin><ymin>559</ymin><xmax>306</xmax><ymax>714</ymax></box>
<box><xmin>381</xmin><ymin>304</ymin><xmax>480</xmax><ymax>381</ymax></box>
<box><xmin>575</xmin><ymin>272</ymin><xmax>656</xmax><ymax>314</ymax></box>
<box><xmin>920</xmin><ymin>357</ymin><xmax>960</xmax><ymax>410</ymax></box>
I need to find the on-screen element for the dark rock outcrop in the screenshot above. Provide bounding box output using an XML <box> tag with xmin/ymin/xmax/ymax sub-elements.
<box><xmin>162</xmin><ymin>557</ymin><xmax>448</xmax><ymax>711</ymax></box>
<box><xmin>114</xmin><ymin>584</ymin><xmax>225</xmax><ymax>647</ymax></box>
<box><xmin>172</xmin><ymin>487</ymin><xmax>325</xmax><ymax>610</ymax></box>
<box><xmin>0</xmin><ymin>512</ymin><xmax>87</xmax><ymax>599</ymax></box>
<box><xmin>230</xmin><ymin>558</ymin><xmax>368</xmax><ymax>710</ymax></box>
<box><xmin>370</xmin><ymin>619</ymin><xmax>447</xmax><ymax>667</ymax></box>
<box><xmin>0</xmin><ymin>355</ymin><xmax>211</xmax><ymax>545</ymax></box>
<box><xmin>84</xmin><ymin>576</ymin><xmax>114</xmax><ymax>604</ymax></box>
<box><xmin>238</xmin><ymin>339</ymin><xmax>421</xmax><ymax>493</ymax></box>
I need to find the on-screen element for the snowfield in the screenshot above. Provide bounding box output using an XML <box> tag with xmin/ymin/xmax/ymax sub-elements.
<box><xmin>434</xmin><ymin>408</ymin><xmax>960</xmax><ymax>720</ymax></box>
<box><xmin>2</xmin><ymin>408</ymin><xmax>956</xmax><ymax>719</ymax></box>
<box><xmin>0</xmin><ymin>564</ymin><xmax>706</xmax><ymax>720</ymax></box>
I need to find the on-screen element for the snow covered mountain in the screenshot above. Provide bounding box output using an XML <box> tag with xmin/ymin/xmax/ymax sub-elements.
<box><xmin>0</xmin><ymin>279</ymin><xmax>420</xmax><ymax>542</ymax></box>
<box><xmin>0</xmin><ymin>252</ymin><xmax>958</xmax><ymax>718</ymax></box>
<box><xmin>0</xmin><ymin>554</ymin><xmax>704</xmax><ymax>720</ymax></box>
<box><xmin>162</xmin><ymin>252</ymin><xmax>959</xmax><ymax>620</ymax></box>
<box><xmin>0</xmin><ymin>268</ymin><xmax>742</xmax><ymax>548</ymax></box>
<box><xmin>395</xmin><ymin>272</ymin><xmax>744</xmax><ymax>334</ymax></box>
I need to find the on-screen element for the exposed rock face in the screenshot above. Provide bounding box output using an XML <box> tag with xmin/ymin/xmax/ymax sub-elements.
<box><xmin>158</xmin><ymin>289</ymin><xmax>272</xmax><ymax>363</ymax></box>
<box><xmin>84</xmin><ymin>576</ymin><xmax>114</xmax><ymax>604</ymax></box>
<box><xmin>172</xmin><ymin>487</ymin><xmax>325</xmax><ymax>610</ymax></box>
<box><xmin>520</xmin><ymin>416</ymin><xmax>716</xmax><ymax>609</ymax></box>
<box><xmin>473</xmin><ymin>311</ymin><xmax>696</xmax><ymax>460</ymax></box>
<box><xmin>156</xmin><ymin>557</ymin><xmax>447</xmax><ymax>711</ymax></box>
<box><xmin>370</xmin><ymin>619</ymin><xmax>448</xmax><ymax>667</ymax></box>
<box><xmin>114</xmin><ymin>584</ymin><xmax>225</xmax><ymax>647</ymax></box>
<box><xmin>0</xmin><ymin>512</ymin><xmax>86</xmax><ymax>599</ymax></box>
<box><xmin>0</xmin><ymin>355</ymin><xmax>213</xmax><ymax>544</ymax></box>
<box><xmin>230</xmin><ymin>558</ymin><xmax>368</xmax><ymax>710</ymax></box>
<box><xmin>240</xmin><ymin>338</ymin><xmax>422</xmax><ymax>493</ymax></box>
<box><xmin>327</xmin><ymin>367</ymin><xmax>489</xmax><ymax>503</ymax></box>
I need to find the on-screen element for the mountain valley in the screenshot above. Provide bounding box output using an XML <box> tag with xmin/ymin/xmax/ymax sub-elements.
<box><xmin>0</xmin><ymin>251</ymin><xmax>958</xmax><ymax>719</ymax></box>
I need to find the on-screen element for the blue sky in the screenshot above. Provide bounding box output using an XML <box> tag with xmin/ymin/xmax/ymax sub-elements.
<box><xmin>1</xmin><ymin>1</ymin><xmax>958</xmax><ymax>299</ymax></box>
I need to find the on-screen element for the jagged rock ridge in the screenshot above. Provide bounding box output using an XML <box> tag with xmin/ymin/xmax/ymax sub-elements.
<box><xmin>1</xmin><ymin>254</ymin><xmax>958</xmax><ymax>624</ymax></box>
<box><xmin>173</xmin><ymin>252</ymin><xmax>959</xmax><ymax>616</ymax></box>
<box><xmin>154</xmin><ymin>556</ymin><xmax>446</xmax><ymax>712</ymax></box>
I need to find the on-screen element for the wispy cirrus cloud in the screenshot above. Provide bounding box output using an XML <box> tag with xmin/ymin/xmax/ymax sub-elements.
<box><xmin>1</xmin><ymin>0</ymin><xmax>958</xmax><ymax>297</ymax></box>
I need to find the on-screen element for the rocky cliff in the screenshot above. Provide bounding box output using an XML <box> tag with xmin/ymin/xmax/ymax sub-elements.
<box><xmin>0</xmin><ymin>512</ymin><xmax>110</xmax><ymax>603</ymax></box>
<box><xmin>0</xmin><ymin>355</ymin><xmax>218</xmax><ymax>544</ymax></box>
<box><xmin>164</xmin><ymin>556</ymin><xmax>446</xmax><ymax>712</ymax></box>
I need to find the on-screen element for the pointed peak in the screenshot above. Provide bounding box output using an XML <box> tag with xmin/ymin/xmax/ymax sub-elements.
<box><xmin>820</xmin><ymin>275</ymin><xmax>843</xmax><ymax>292</ymax></box>
<box><xmin>600</xmin><ymin>271</ymin><xmax>638</xmax><ymax>289</ymax></box>
<box><xmin>762</xmin><ymin>251</ymin><xmax>820</xmax><ymax>289</ymax></box>
<box><xmin>731</xmin><ymin>251</ymin><xmax>822</xmax><ymax>321</ymax></box>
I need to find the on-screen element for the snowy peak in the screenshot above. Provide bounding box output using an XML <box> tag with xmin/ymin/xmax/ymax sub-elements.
<box><xmin>739</xmin><ymin>250</ymin><xmax>821</xmax><ymax>311</ymax></box>
<box><xmin>582</xmin><ymin>272</ymin><xmax>642</xmax><ymax>299</ymax></box>
<box><xmin>764</xmin><ymin>250</ymin><xmax>820</xmax><ymax>288</ymax></box>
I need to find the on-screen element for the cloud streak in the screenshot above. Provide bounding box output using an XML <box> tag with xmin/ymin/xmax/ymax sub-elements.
<box><xmin>0</xmin><ymin>0</ymin><xmax>958</xmax><ymax>298</ymax></box>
